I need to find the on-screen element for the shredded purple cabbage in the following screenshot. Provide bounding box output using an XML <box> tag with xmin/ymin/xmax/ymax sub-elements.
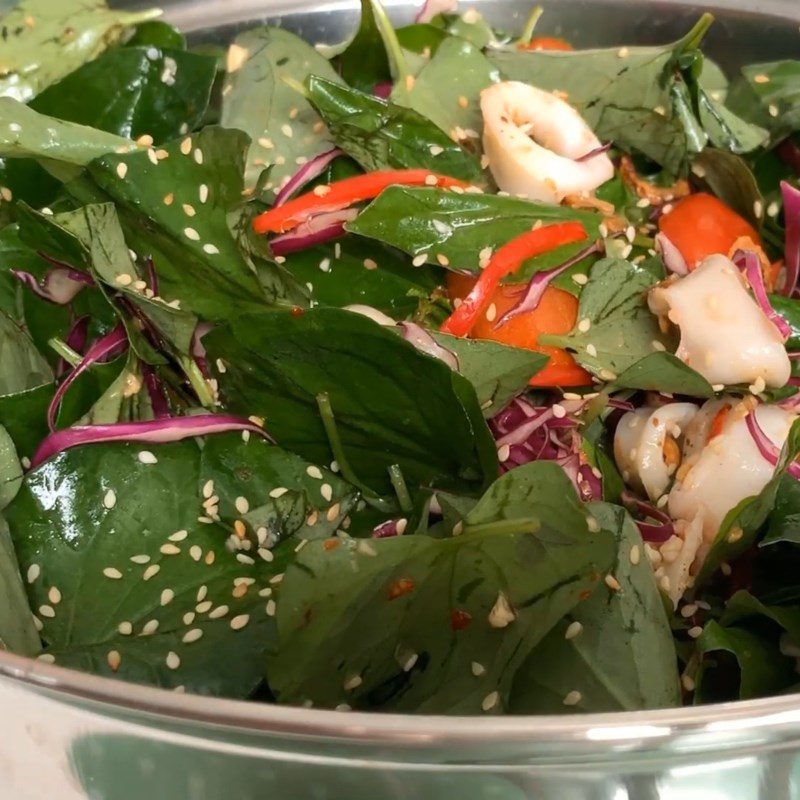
<box><xmin>12</xmin><ymin>265</ymin><xmax>93</xmax><ymax>305</ymax></box>
<box><xmin>733</xmin><ymin>248</ymin><xmax>792</xmax><ymax>340</ymax></box>
<box><xmin>270</xmin><ymin>208</ymin><xmax>358</xmax><ymax>256</ymax></box>
<box><xmin>274</xmin><ymin>148</ymin><xmax>343</xmax><ymax>207</ymax></box>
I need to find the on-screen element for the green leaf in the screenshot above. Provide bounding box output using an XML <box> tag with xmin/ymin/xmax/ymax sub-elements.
<box><xmin>0</xmin><ymin>0</ymin><xmax>159</xmax><ymax>103</ymax></box>
<box><xmin>87</xmin><ymin>127</ymin><xmax>270</xmax><ymax>322</ymax></box>
<box><xmin>700</xmin><ymin>418</ymin><xmax>800</xmax><ymax>581</ymax></box>
<box><xmin>126</xmin><ymin>20</ymin><xmax>187</xmax><ymax>51</ymax></box>
<box><xmin>219</xmin><ymin>27</ymin><xmax>342</xmax><ymax>196</ymax></box>
<box><xmin>347</xmin><ymin>186</ymin><xmax>598</xmax><ymax>272</ymax></box>
<box><xmin>391</xmin><ymin>37</ymin><xmax>497</xmax><ymax>141</ymax></box>
<box><xmin>0</xmin><ymin>383</ymin><xmax>53</xmax><ymax>461</ymax></box>
<box><xmin>510</xmin><ymin>502</ymin><xmax>680</xmax><ymax>712</ymax></box>
<box><xmin>282</xmin><ymin>236</ymin><xmax>440</xmax><ymax>319</ymax></box>
<box><xmin>690</xmin><ymin>148</ymin><xmax>764</xmax><ymax>227</ymax></box>
<box><xmin>29</xmin><ymin>47</ymin><xmax>217</xmax><ymax>145</ymax></box>
<box><xmin>764</xmin><ymin>475</ymin><xmax>800</xmax><ymax>547</ymax></box>
<box><xmin>0</xmin><ymin>514</ymin><xmax>40</xmax><ymax>657</ymax></box>
<box><xmin>430</xmin><ymin>334</ymin><xmax>547</xmax><ymax>417</ymax></box>
<box><xmin>695</xmin><ymin>620</ymin><xmax>795</xmax><ymax>702</ymax></box>
<box><xmin>306</xmin><ymin>76</ymin><xmax>483</xmax><ymax>182</ymax></box>
<box><xmin>728</xmin><ymin>61</ymin><xmax>800</xmax><ymax>142</ymax></box>
<box><xmin>721</xmin><ymin>590</ymin><xmax>800</xmax><ymax>645</ymax></box>
<box><xmin>4</xmin><ymin>436</ymin><xmax>342</xmax><ymax>696</ymax></box>
<box><xmin>438</xmin><ymin>11</ymin><xmax>497</xmax><ymax>50</ymax></box>
<box><xmin>267</xmin><ymin>463</ymin><xmax>615</xmax><ymax>712</ymax></box>
<box><xmin>771</xmin><ymin>295</ymin><xmax>800</xmax><ymax>352</ymax></box>
<box><xmin>0</xmin><ymin>425</ymin><xmax>22</xmax><ymax>511</ymax></box>
<box><xmin>0</xmin><ymin>309</ymin><xmax>52</xmax><ymax>396</ymax></box>
<box><xmin>613</xmin><ymin>353</ymin><xmax>714</xmax><ymax>397</ymax></box>
<box><xmin>0</xmin><ymin>99</ymin><xmax>134</xmax><ymax>172</ymax></box>
<box><xmin>204</xmin><ymin>307</ymin><xmax>498</xmax><ymax>499</ymax></box>
<box><xmin>541</xmin><ymin>258</ymin><xmax>669</xmax><ymax>380</ymax></box>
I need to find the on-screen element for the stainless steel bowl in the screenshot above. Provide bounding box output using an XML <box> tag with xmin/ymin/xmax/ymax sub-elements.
<box><xmin>3</xmin><ymin>2</ymin><xmax>800</xmax><ymax>798</ymax></box>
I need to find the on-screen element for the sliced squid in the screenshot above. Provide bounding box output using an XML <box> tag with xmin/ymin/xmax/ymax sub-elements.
<box><xmin>648</xmin><ymin>255</ymin><xmax>791</xmax><ymax>389</ymax></box>
<box><xmin>668</xmin><ymin>399</ymin><xmax>797</xmax><ymax>560</ymax></box>
<box><xmin>655</xmin><ymin>514</ymin><xmax>704</xmax><ymax>606</ymax></box>
<box><xmin>614</xmin><ymin>403</ymin><xmax>698</xmax><ymax>502</ymax></box>
<box><xmin>480</xmin><ymin>81</ymin><xmax>614</xmax><ymax>204</ymax></box>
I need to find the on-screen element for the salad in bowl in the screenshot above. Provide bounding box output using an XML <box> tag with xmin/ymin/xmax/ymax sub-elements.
<box><xmin>0</xmin><ymin>0</ymin><xmax>799</xmax><ymax>715</ymax></box>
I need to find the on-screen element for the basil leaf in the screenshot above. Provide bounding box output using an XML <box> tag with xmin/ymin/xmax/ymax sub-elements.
<box><xmin>510</xmin><ymin>502</ymin><xmax>680</xmax><ymax>712</ymax></box>
<box><xmin>0</xmin><ymin>425</ymin><xmax>22</xmax><ymax>511</ymax></box>
<box><xmin>306</xmin><ymin>76</ymin><xmax>484</xmax><ymax>182</ymax></box>
<box><xmin>691</xmin><ymin>148</ymin><xmax>764</xmax><ymax>227</ymax></box>
<box><xmin>0</xmin><ymin>310</ymin><xmax>52</xmax><ymax>396</ymax></box>
<box><xmin>764</xmin><ymin>475</ymin><xmax>800</xmax><ymax>547</ymax></box>
<box><xmin>337</xmin><ymin>0</ymin><xmax>393</xmax><ymax>91</ymax></box>
<box><xmin>728</xmin><ymin>61</ymin><xmax>800</xmax><ymax>142</ymax></box>
<box><xmin>30</xmin><ymin>47</ymin><xmax>217</xmax><ymax>144</ymax></box>
<box><xmin>4</xmin><ymin>437</ymin><xmax>343</xmax><ymax>695</ymax></box>
<box><xmin>431</xmin><ymin>333</ymin><xmax>547</xmax><ymax>417</ymax></box>
<box><xmin>0</xmin><ymin>384</ymin><xmax>53</xmax><ymax>461</ymax></box>
<box><xmin>541</xmin><ymin>257</ymin><xmax>670</xmax><ymax>380</ymax></box>
<box><xmin>721</xmin><ymin>590</ymin><xmax>800</xmax><ymax>645</ymax></box>
<box><xmin>267</xmin><ymin>463</ymin><xmax>615</xmax><ymax>712</ymax></box>
<box><xmin>348</xmin><ymin>186</ymin><xmax>598</xmax><ymax>272</ymax></box>
<box><xmin>613</xmin><ymin>353</ymin><xmax>714</xmax><ymax>397</ymax></box>
<box><xmin>0</xmin><ymin>0</ymin><xmax>159</xmax><ymax>103</ymax></box>
<box><xmin>220</xmin><ymin>27</ymin><xmax>342</xmax><ymax>196</ymax></box>
<box><xmin>126</xmin><ymin>20</ymin><xmax>187</xmax><ymax>51</ymax></box>
<box><xmin>0</xmin><ymin>514</ymin><xmax>40</xmax><ymax>657</ymax></box>
<box><xmin>204</xmin><ymin>307</ymin><xmax>498</xmax><ymax>499</ymax></box>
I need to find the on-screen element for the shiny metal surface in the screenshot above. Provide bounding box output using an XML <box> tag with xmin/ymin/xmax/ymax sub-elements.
<box><xmin>3</xmin><ymin>1</ymin><xmax>800</xmax><ymax>798</ymax></box>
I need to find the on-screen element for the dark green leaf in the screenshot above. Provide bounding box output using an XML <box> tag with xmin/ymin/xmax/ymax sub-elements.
<box><xmin>771</xmin><ymin>295</ymin><xmax>800</xmax><ymax>352</ymax></box>
<box><xmin>306</xmin><ymin>76</ymin><xmax>483</xmax><ymax>182</ymax></box>
<box><xmin>30</xmin><ymin>47</ymin><xmax>217</xmax><ymax>144</ymax></box>
<box><xmin>219</xmin><ymin>27</ymin><xmax>342</xmax><ymax>196</ymax></box>
<box><xmin>510</xmin><ymin>502</ymin><xmax>679</xmax><ymax>712</ymax></box>
<box><xmin>691</xmin><ymin>149</ymin><xmax>763</xmax><ymax>227</ymax></box>
<box><xmin>728</xmin><ymin>61</ymin><xmax>800</xmax><ymax>141</ymax></box>
<box><xmin>541</xmin><ymin>258</ymin><xmax>669</xmax><ymax>380</ymax></box>
<box><xmin>4</xmin><ymin>437</ymin><xmax>339</xmax><ymax>696</ymax></box>
<box><xmin>721</xmin><ymin>590</ymin><xmax>800</xmax><ymax>645</ymax></box>
<box><xmin>613</xmin><ymin>352</ymin><xmax>714</xmax><ymax>397</ymax></box>
<box><xmin>438</xmin><ymin>11</ymin><xmax>497</xmax><ymax>50</ymax></box>
<box><xmin>0</xmin><ymin>514</ymin><xmax>40</xmax><ymax>657</ymax></box>
<box><xmin>337</xmin><ymin>0</ymin><xmax>393</xmax><ymax>91</ymax></box>
<box><xmin>126</xmin><ymin>20</ymin><xmax>187</xmax><ymax>51</ymax></box>
<box><xmin>0</xmin><ymin>0</ymin><xmax>159</xmax><ymax>103</ymax></box>
<box><xmin>87</xmin><ymin>128</ymin><xmax>269</xmax><ymax>322</ymax></box>
<box><xmin>282</xmin><ymin>236</ymin><xmax>440</xmax><ymax>319</ymax></box>
<box><xmin>0</xmin><ymin>425</ymin><xmax>22</xmax><ymax>511</ymax></box>
<box><xmin>268</xmin><ymin>463</ymin><xmax>615</xmax><ymax>712</ymax></box>
<box><xmin>764</xmin><ymin>474</ymin><xmax>800</xmax><ymax>547</ymax></box>
<box><xmin>430</xmin><ymin>333</ymin><xmax>547</xmax><ymax>417</ymax></box>
<box><xmin>0</xmin><ymin>383</ymin><xmax>53</xmax><ymax>461</ymax></box>
<box><xmin>204</xmin><ymin>307</ymin><xmax>497</xmax><ymax>498</ymax></box>
<box><xmin>347</xmin><ymin>186</ymin><xmax>598</xmax><ymax>272</ymax></box>
<box><xmin>695</xmin><ymin>620</ymin><xmax>795</xmax><ymax>702</ymax></box>
<box><xmin>0</xmin><ymin>309</ymin><xmax>52</xmax><ymax>396</ymax></box>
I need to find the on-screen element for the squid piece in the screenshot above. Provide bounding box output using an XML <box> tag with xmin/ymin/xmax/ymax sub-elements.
<box><xmin>648</xmin><ymin>255</ymin><xmax>791</xmax><ymax>389</ymax></box>
<box><xmin>480</xmin><ymin>81</ymin><xmax>614</xmax><ymax>204</ymax></box>
<box><xmin>614</xmin><ymin>403</ymin><xmax>698</xmax><ymax>502</ymax></box>
<box><xmin>669</xmin><ymin>399</ymin><xmax>796</xmax><ymax>557</ymax></box>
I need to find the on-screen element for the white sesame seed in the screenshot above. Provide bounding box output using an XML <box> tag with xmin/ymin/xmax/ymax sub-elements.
<box><xmin>141</xmin><ymin>619</ymin><xmax>159</xmax><ymax>636</ymax></box>
<box><xmin>103</xmin><ymin>490</ymin><xmax>117</xmax><ymax>509</ymax></box>
<box><xmin>481</xmin><ymin>691</ymin><xmax>499</xmax><ymax>711</ymax></box>
<box><xmin>32</xmin><ymin>616</ymin><xmax>43</xmax><ymax>632</ymax></box>
<box><xmin>107</xmin><ymin>650</ymin><xmax>121</xmax><ymax>671</ymax></box>
<box><xmin>230</xmin><ymin>614</ymin><xmax>250</xmax><ymax>631</ymax></box>
<box><xmin>143</xmin><ymin>564</ymin><xmax>161</xmax><ymax>581</ymax></box>
<box><xmin>488</xmin><ymin>591</ymin><xmax>516</xmax><ymax>628</ymax></box>
<box><xmin>189</xmin><ymin>545</ymin><xmax>202</xmax><ymax>561</ymax></box>
<box><xmin>270</xmin><ymin>573</ymin><xmax>284</xmax><ymax>585</ymax></box>
<box><xmin>37</xmin><ymin>653</ymin><xmax>56</xmax><ymax>663</ymax></box>
<box><xmin>48</xmin><ymin>586</ymin><xmax>61</xmax><ymax>605</ymax></box>
<box><xmin>202</xmin><ymin>243</ymin><xmax>220</xmax><ymax>255</ymax></box>
<box><xmin>184</xmin><ymin>227</ymin><xmax>200</xmax><ymax>241</ymax></box>
<box><xmin>235</xmin><ymin>496</ymin><xmax>250</xmax><ymax>515</ymax></box>
<box><xmin>116</xmin><ymin>162</ymin><xmax>128</xmax><ymax>179</ymax></box>
<box><xmin>485</xmin><ymin>303</ymin><xmax>497</xmax><ymax>322</ymax></box>
<box><xmin>193</xmin><ymin>148</ymin><xmax>204</xmax><ymax>164</ymax></box>
<box><xmin>137</xmin><ymin>450</ymin><xmax>158</xmax><ymax>465</ymax></box>
<box><xmin>160</xmin><ymin>588</ymin><xmax>175</xmax><ymax>606</ymax></box>
<box><xmin>687</xmin><ymin>626</ymin><xmax>703</xmax><ymax>639</ymax></box>
<box><xmin>166</xmin><ymin>651</ymin><xmax>181</xmax><ymax>670</ymax></box>
<box><xmin>169</xmin><ymin>530</ymin><xmax>188</xmax><ymax>543</ymax></box>
<box><xmin>39</xmin><ymin>605</ymin><xmax>55</xmax><ymax>618</ymax></box>
<box><xmin>412</xmin><ymin>253</ymin><xmax>428</xmax><ymax>267</ymax></box>
<box><xmin>320</xmin><ymin>483</ymin><xmax>333</xmax><ymax>502</ymax></box>
<box><xmin>103</xmin><ymin>567</ymin><xmax>123</xmax><ymax>580</ymax></box>
<box><xmin>552</xmin><ymin>403</ymin><xmax>567</xmax><ymax>419</ymax></box>
<box><xmin>306</xmin><ymin>465</ymin><xmax>323</xmax><ymax>480</ymax></box>
<box><xmin>429</xmin><ymin>145</ymin><xmax>444</xmax><ymax>156</ymax></box>
<box><xmin>497</xmin><ymin>444</ymin><xmax>510</xmax><ymax>462</ymax></box>
<box><xmin>199</xmin><ymin>184</ymin><xmax>209</xmax><ymax>203</ymax></box>
<box><xmin>182</xmin><ymin>628</ymin><xmax>204</xmax><ymax>644</ymax></box>
<box><xmin>586</xmin><ymin>343</ymin><xmax>598</xmax><ymax>358</ymax></box>
<box><xmin>343</xmin><ymin>673</ymin><xmax>363</xmax><ymax>691</ymax></box>
<box><xmin>160</xmin><ymin>543</ymin><xmax>181</xmax><ymax>555</ymax></box>
<box><xmin>196</xmin><ymin>585</ymin><xmax>208</xmax><ymax>602</ymax></box>
<box><xmin>587</xmin><ymin>516</ymin><xmax>600</xmax><ymax>533</ymax></box>
<box><xmin>118</xmin><ymin>621</ymin><xmax>133</xmax><ymax>635</ymax></box>
<box><xmin>629</xmin><ymin>545</ymin><xmax>641</xmax><ymax>565</ymax></box>
<box><xmin>563</xmin><ymin>690</ymin><xmax>582</xmax><ymax>706</ymax></box>
<box><xmin>266</xmin><ymin>599</ymin><xmax>277</xmax><ymax>616</ymax></box>
<box><xmin>209</xmin><ymin>605</ymin><xmax>229</xmax><ymax>619</ymax></box>
<box><xmin>281</xmin><ymin>124</ymin><xmax>293</xmax><ymax>138</ymax></box>
<box><xmin>471</xmin><ymin>661</ymin><xmax>486</xmax><ymax>677</ymax></box>
<box><xmin>754</xmin><ymin>199</ymin><xmax>764</xmax><ymax>218</ymax></box>
<box><xmin>605</xmin><ymin>574</ymin><xmax>621</xmax><ymax>591</ymax></box>
<box><xmin>195</xmin><ymin>600</ymin><xmax>212</xmax><ymax>614</ymax></box>
<box><xmin>682</xmin><ymin>674</ymin><xmax>696</xmax><ymax>692</ymax></box>
<box><xmin>565</xmin><ymin>621</ymin><xmax>583</xmax><ymax>640</ymax></box>
<box><xmin>681</xmin><ymin>603</ymin><xmax>698</xmax><ymax>618</ymax></box>
<box><xmin>27</xmin><ymin>564</ymin><xmax>40</xmax><ymax>584</ymax></box>
<box><xmin>236</xmin><ymin>554</ymin><xmax>255</xmax><ymax>565</ymax></box>
<box><xmin>269</xmin><ymin>487</ymin><xmax>289</xmax><ymax>499</ymax></box>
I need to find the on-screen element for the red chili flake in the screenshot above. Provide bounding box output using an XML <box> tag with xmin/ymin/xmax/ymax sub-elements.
<box><xmin>450</xmin><ymin>609</ymin><xmax>472</xmax><ymax>630</ymax></box>
<box><xmin>323</xmin><ymin>539</ymin><xmax>340</xmax><ymax>551</ymax></box>
<box><xmin>579</xmin><ymin>589</ymin><xmax>592</xmax><ymax>601</ymax></box>
<box><xmin>290</xmin><ymin>306</ymin><xmax>305</xmax><ymax>317</ymax></box>
<box><xmin>387</xmin><ymin>577</ymin><xmax>415</xmax><ymax>600</ymax></box>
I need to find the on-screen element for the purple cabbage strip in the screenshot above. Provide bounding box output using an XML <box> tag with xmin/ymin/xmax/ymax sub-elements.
<box><xmin>575</xmin><ymin>142</ymin><xmax>612</xmax><ymax>163</ymax></box>
<box><xmin>274</xmin><ymin>148</ymin><xmax>343</xmax><ymax>207</ymax></box>
<box><xmin>733</xmin><ymin>249</ymin><xmax>792</xmax><ymax>340</ymax></box>
<box><xmin>494</xmin><ymin>241</ymin><xmax>602</xmax><ymax>329</ymax></box>
<box><xmin>781</xmin><ymin>181</ymin><xmax>800</xmax><ymax>297</ymax></box>
<box><xmin>655</xmin><ymin>232</ymin><xmax>689</xmax><ymax>276</ymax></box>
<box><xmin>620</xmin><ymin>491</ymin><xmax>675</xmax><ymax>544</ymax></box>
<box><xmin>144</xmin><ymin>256</ymin><xmax>159</xmax><ymax>296</ymax></box>
<box><xmin>373</xmin><ymin>82</ymin><xmax>392</xmax><ymax>99</ymax></box>
<box><xmin>58</xmin><ymin>315</ymin><xmax>90</xmax><ymax>377</ymax></box>
<box><xmin>31</xmin><ymin>415</ymin><xmax>272</xmax><ymax>469</ymax></box>
<box><xmin>270</xmin><ymin>208</ymin><xmax>359</xmax><ymax>256</ymax></box>
<box><xmin>47</xmin><ymin>324</ymin><xmax>129</xmax><ymax>432</ymax></box>
<box><xmin>373</xmin><ymin>519</ymin><xmax>402</xmax><ymax>538</ymax></box>
<box><xmin>143</xmin><ymin>365</ymin><xmax>170</xmax><ymax>419</ymax></box>
<box><xmin>191</xmin><ymin>321</ymin><xmax>214</xmax><ymax>378</ymax></box>
<box><xmin>12</xmin><ymin>265</ymin><xmax>93</xmax><ymax>305</ymax></box>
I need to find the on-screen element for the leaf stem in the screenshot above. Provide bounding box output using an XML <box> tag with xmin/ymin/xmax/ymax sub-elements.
<box><xmin>370</xmin><ymin>0</ymin><xmax>410</xmax><ymax>81</ymax></box>
<box><xmin>677</xmin><ymin>12</ymin><xmax>714</xmax><ymax>53</ymax></box>
<box><xmin>388</xmin><ymin>464</ymin><xmax>413</xmax><ymax>512</ymax></box>
<box><xmin>179</xmin><ymin>355</ymin><xmax>215</xmax><ymax>408</ymax></box>
<box><xmin>316</xmin><ymin>392</ymin><xmax>395</xmax><ymax>513</ymax></box>
<box><xmin>48</xmin><ymin>337</ymin><xmax>82</xmax><ymax>368</ymax></box>
<box><xmin>517</xmin><ymin>6</ymin><xmax>544</xmax><ymax>46</ymax></box>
